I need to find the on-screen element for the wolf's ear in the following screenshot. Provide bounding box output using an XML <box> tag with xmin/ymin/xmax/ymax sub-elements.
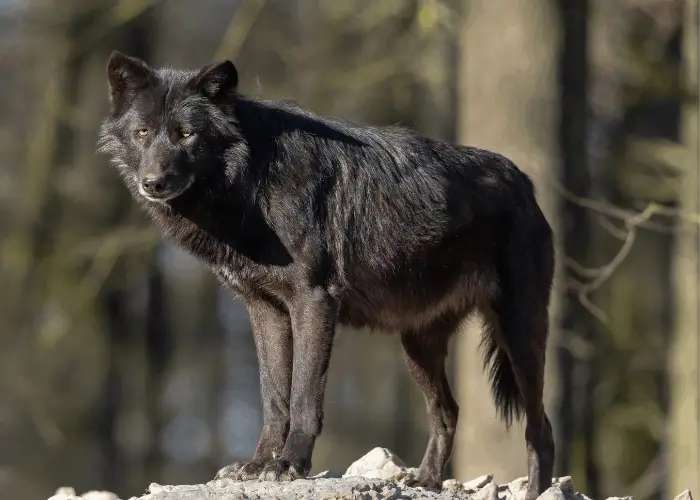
<box><xmin>107</xmin><ymin>51</ymin><xmax>153</xmax><ymax>111</ymax></box>
<box><xmin>191</xmin><ymin>60</ymin><xmax>238</xmax><ymax>100</ymax></box>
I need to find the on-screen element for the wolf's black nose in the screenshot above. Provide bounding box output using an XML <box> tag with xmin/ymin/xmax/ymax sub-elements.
<box><xmin>141</xmin><ymin>174</ymin><xmax>168</xmax><ymax>195</ymax></box>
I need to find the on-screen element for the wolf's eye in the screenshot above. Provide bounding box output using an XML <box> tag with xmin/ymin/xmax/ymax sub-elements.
<box><xmin>181</xmin><ymin>131</ymin><xmax>192</xmax><ymax>138</ymax></box>
<box><xmin>135</xmin><ymin>129</ymin><xmax>148</xmax><ymax>138</ymax></box>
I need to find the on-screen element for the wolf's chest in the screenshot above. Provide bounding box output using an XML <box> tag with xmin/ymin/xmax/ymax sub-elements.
<box><xmin>213</xmin><ymin>257</ymin><xmax>293</xmax><ymax>304</ymax></box>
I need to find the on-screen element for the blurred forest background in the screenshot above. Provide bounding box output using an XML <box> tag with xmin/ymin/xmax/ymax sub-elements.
<box><xmin>0</xmin><ymin>0</ymin><xmax>698</xmax><ymax>499</ymax></box>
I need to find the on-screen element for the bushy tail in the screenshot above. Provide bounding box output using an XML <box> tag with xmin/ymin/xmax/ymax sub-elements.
<box><xmin>476</xmin><ymin>159</ymin><xmax>554</xmax><ymax>430</ymax></box>
<box><xmin>479</xmin><ymin>326</ymin><xmax>525</xmax><ymax>429</ymax></box>
<box><xmin>479</xmin><ymin>195</ymin><xmax>552</xmax><ymax>430</ymax></box>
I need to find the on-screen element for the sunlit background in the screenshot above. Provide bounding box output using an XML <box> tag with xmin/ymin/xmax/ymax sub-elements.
<box><xmin>0</xmin><ymin>1</ymin><xmax>698</xmax><ymax>499</ymax></box>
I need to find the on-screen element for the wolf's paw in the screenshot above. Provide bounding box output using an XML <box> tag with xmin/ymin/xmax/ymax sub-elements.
<box><xmin>258</xmin><ymin>457</ymin><xmax>310</xmax><ymax>481</ymax></box>
<box><xmin>215</xmin><ymin>460</ymin><xmax>266</xmax><ymax>481</ymax></box>
<box><xmin>402</xmin><ymin>469</ymin><xmax>443</xmax><ymax>491</ymax></box>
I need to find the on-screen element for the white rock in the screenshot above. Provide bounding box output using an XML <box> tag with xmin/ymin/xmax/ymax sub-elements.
<box><xmin>474</xmin><ymin>481</ymin><xmax>499</xmax><ymax>500</ymax></box>
<box><xmin>343</xmin><ymin>447</ymin><xmax>408</xmax><ymax>481</ymax></box>
<box><xmin>538</xmin><ymin>486</ymin><xmax>568</xmax><ymax>499</ymax></box>
<box><xmin>507</xmin><ymin>476</ymin><xmax>530</xmax><ymax>499</ymax></box>
<box><xmin>605</xmin><ymin>497</ymin><xmax>633</xmax><ymax>500</ymax></box>
<box><xmin>441</xmin><ymin>478</ymin><xmax>463</xmax><ymax>493</ymax></box>
<box><xmin>147</xmin><ymin>483</ymin><xmax>164</xmax><ymax>494</ymax></box>
<box><xmin>674</xmin><ymin>490</ymin><xmax>694</xmax><ymax>500</ymax></box>
<box><xmin>309</xmin><ymin>470</ymin><xmax>339</xmax><ymax>479</ymax></box>
<box><xmin>47</xmin><ymin>487</ymin><xmax>81</xmax><ymax>500</ymax></box>
<box><xmin>552</xmin><ymin>476</ymin><xmax>574</xmax><ymax>495</ymax></box>
<box><xmin>463</xmin><ymin>474</ymin><xmax>493</xmax><ymax>491</ymax></box>
<box><xmin>81</xmin><ymin>491</ymin><xmax>121</xmax><ymax>500</ymax></box>
<box><xmin>442</xmin><ymin>479</ymin><xmax>462</xmax><ymax>489</ymax></box>
<box><xmin>509</xmin><ymin>476</ymin><xmax>529</xmax><ymax>490</ymax></box>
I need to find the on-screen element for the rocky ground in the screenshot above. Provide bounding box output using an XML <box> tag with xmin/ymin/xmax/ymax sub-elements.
<box><xmin>47</xmin><ymin>447</ymin><xmax>694</xmax><ymax>500</ymax></box>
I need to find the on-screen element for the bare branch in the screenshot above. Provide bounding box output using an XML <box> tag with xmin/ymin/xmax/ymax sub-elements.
<box><xmin>597</xmin><ymin>215</ymin><xmax>629</xmax><ymax>240</ymax></box>
<box><xmin>549</xmin><ymin>175</ymin><xmax>697</xmax><ymax>231</ymax></box>
<box><xmin>566</xmin><ymin>203</ymin><xmax>658</xmax><ymax>324</ymax></box>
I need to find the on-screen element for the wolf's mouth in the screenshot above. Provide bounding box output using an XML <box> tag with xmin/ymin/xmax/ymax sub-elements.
<box><xmin>138</xmin><ymin>175</ymin><xmax>195</xmax><ymax>203</ymax></box>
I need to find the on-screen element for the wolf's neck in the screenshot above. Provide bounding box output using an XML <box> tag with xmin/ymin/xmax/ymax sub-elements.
<box><xmin>145</xmin><ymin>187</ymin><xmax>288</xmax><ymax>269</ymax></box>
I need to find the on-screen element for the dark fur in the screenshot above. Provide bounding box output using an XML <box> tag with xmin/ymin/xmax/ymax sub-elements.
<box><xmin>97</xmin><ymin>52</ymin><xmax>556</xmax><ymax>499</ymax></box>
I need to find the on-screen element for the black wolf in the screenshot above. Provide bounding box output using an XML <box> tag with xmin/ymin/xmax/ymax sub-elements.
<box><xmin>97</xmin><ymin>51</ymin><xmax>555</xmax><ymax>500</ymax></box>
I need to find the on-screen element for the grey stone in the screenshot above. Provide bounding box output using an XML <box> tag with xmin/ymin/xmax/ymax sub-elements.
<box><xmin>674</xmin><ymin>490</ymin><xmax>694</xmax><ymax>500</ymax></box>
<box><xmin>537</xmin><ymin>486</ymin><xmax>567</xmax><ymax>500</ymax></box>
<box><xmin>552</xmin><ymin>477</ymin><xmax>574</xmax><ymax>496</ymax></box>
<box><xmin>474</xmin><ymin>482</ymin><xmax>498</xmax><ymax>500</ymax></box>
<box><xmin>309</xmin><ymin>470</ymin><xmax>341</xmax><ymax>479</ymax></box>
<box><xmin>506</xmin><ymin>476</ymin><xmax>530</xmax><ymax>500</ymax></box>
<box><xmin>81</xmin><ymin>492</ymin><xmax>121</xmax><ymax>500</ymax></box>
<box><xmin>42</xmin><ymin>447</ymin><xmax>695</xmax><ymax>500</ymax></box>
<box><xmin>441</xmin><ymin>478</ymin><xmax>464</xmax><ymax>494</ymax></box>
<box><xmin>463</xmin><ymin>474</ymin><xmax>493</xmax><ymax>492</ymax></box>
<box><xmin>343</xmin><ymin>447</ymin><xmax>410</xmax><ymax>482</ymax></box>
<box><xmin>47</xmin><ymin>487</ymin><xmax>83</xmax><ymax>500</ymax></box>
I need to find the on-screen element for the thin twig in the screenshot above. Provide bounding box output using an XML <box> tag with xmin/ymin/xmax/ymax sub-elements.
<box><xmin>549</xmin><ymin>175</ymin><xmax>697</xmax><ymax>229</ymax></box>
<box><xmin>597</xmin><ymin>214</ymin><xmax>629</xmax><ymax>240</ymax></box>
<box><xmin>566</xmin><ymin>203</ymin><xmax>658</xmax><ymax>324</ymax></box>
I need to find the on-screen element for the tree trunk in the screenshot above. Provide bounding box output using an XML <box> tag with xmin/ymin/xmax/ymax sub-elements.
<box><xmin>668</xmin><ymin>0</ymin><xmax>699</xmax><ymax>494</ymax></box>
<box><xmin>454</xmin><ymin>0</ymin><xmax>561</xmax><ymax>483</ymax></box>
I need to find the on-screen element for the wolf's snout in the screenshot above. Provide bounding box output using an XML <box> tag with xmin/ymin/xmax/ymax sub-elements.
<box><xmin>138</xmin><ymin>171</ymin><xmax>193</xmax><ymax>201</ymax></box>
<box><xmin>141</xmin><ymin>173</ymin><xmax>169</xmax><ymax>196</ymax></box>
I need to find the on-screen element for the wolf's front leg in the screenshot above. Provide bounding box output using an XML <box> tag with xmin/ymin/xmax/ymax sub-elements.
<box><xmin>258</xmin><ymin>288</ymin><xmax>337</xmax><ymax>481</ymax></box>
<box><xmin>216</xmin><ymin>295</ymin><xmax>293</xmax><ymax>481</ymax></box>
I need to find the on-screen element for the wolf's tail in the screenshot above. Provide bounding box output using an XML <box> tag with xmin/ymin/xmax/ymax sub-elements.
<box><xmin>480</xmin><ymin>171</ymin><xmax>554</xmax><ymax>429</ymax></box>
<box><xmin>480</xmin><ymin>328</ymin><xmax>525</xmax><ymax>428</ymax></box>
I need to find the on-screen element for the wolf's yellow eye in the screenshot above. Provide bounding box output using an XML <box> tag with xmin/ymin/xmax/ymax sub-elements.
<box><xmin>181</xmin><ymin>131</ymin><xmax>192</xmax><ymax>138</ymax></box>
<box><xmin>136</xmin><ymin>129</ymin><xmax>148</xmax><ymax>137</ymax></box>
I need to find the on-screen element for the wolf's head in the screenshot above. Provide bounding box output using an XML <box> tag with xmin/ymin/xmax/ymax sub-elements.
<box><xmin>97</xmin><ymin>51</ymin><xmax>243</xmax><ymax>204</ymax></box>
